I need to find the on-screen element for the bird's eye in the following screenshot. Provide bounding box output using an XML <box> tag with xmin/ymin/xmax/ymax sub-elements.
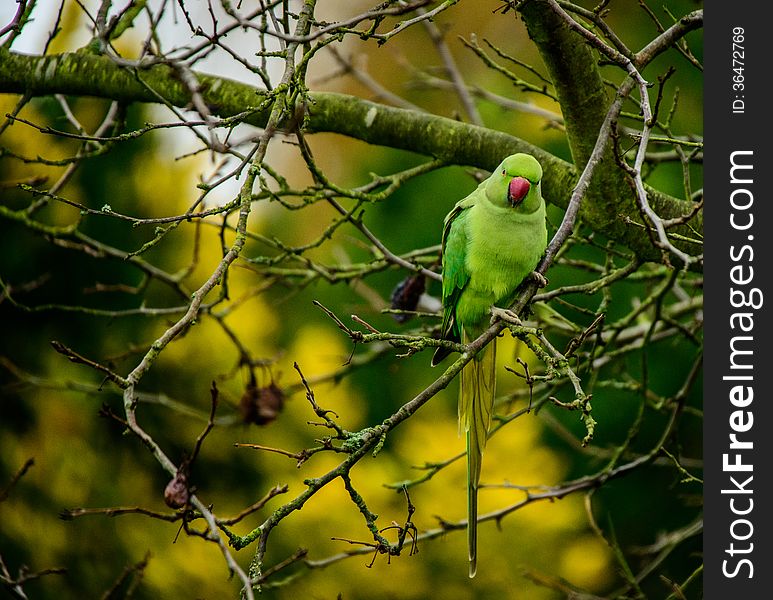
<box><xmin>501</xmin><ymin>169</ymin><xmax>506</xmax><ymax>176</ymax></box>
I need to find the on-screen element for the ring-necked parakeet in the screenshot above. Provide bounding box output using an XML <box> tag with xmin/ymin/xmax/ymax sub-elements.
<box><xmin>431</xmin><ymin>153</ymin><xmax>548</xmax><ymax>578</ymax></box>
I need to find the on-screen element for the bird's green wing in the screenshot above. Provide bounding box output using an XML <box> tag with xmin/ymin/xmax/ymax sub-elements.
<box><xmin>431</xmin><ymin>197</ymin><xmax>474</xmax><ymax>366</ymax></box>
<box><xmin>440</xmin><ymin>205</ymin><xmax>469</xmax><ymax>338</ymax></box>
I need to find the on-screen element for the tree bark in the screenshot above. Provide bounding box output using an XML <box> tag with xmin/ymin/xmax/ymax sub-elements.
<box><xmin>0</xmin><ymin>47</ymin><xmax>701</xmax><ymax>267</ymax></box>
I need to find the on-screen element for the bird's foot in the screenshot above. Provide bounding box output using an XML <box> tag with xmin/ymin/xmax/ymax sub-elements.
<box><xmin>528</xmin><ymin>271</ymin><xmax>549</xmax><ymax>288</ymax></box>
<box><xmin>490</xmin><ymin>306</ymin><xmax>522</xmax><ymax>326</ymax></box>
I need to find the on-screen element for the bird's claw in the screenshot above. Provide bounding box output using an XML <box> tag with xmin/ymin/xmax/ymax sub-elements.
<box><xmin>528</xmin><ymin>271</ymin><xmax>548</xmax><ymax>288</ymax></box>
<box><xmin>490</xmin><ymin>306</ymin><xmax>522</xmax><ymax>326</ymax></box>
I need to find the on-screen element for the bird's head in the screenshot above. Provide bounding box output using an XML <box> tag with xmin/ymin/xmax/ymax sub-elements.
<box><xmin>485</xmin><ymin>153</ymin><xmax>543</xmax><ymax>213</ymax></box>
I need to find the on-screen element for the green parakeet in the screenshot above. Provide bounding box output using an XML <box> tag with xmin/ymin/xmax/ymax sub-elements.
<box><xmin>431</xmin><ymin>153</ymin><xmax>548</xmax><ymax>578</ymax></box>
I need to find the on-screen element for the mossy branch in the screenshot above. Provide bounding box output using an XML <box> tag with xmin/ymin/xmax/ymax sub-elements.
<box><xmin>0</xmin><ymin>46</ymin><xmax>701</xmax><ymax>267</ymax></box>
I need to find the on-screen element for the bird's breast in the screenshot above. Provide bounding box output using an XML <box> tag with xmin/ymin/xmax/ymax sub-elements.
<box><xmin>464</xmin><ymin>203</ymin><xmax>547</xmax><ymax>302</ymax></box>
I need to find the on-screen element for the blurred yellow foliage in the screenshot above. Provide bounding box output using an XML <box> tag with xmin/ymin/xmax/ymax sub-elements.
<box><xmin>559</xmin><ymin>534</ymin><xmax>616</xmax><ymax>591</ymax></box>
<box><xmin>2</xmin><ymin>1</ymin><xmax>708</xmax><ymax>597</ymax></box>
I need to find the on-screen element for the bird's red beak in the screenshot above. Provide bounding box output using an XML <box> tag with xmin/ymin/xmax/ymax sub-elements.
<box><xmin>508</xmin><ymin>177</ymin><xmax>530</xmax><ymax>206</ymax></box>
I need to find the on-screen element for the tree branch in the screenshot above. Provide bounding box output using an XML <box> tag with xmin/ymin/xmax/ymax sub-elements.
<box><xmin>0</xmin><ymin>46</ymin><xmax>701</xmax><ymax>267</ymax></box>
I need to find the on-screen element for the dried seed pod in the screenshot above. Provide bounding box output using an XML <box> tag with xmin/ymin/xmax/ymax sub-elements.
<box><xmin>164</xmin><ymin>470</ymin><xmax>189</xmax><ymax>509</ymax></box>
<box><xmin>389</xmin><ymin>274</ymin><xmax>426</xmax><ymax>323</ymax></box>
<box><xmin>240</xmin><ymin>381</ymin><xmax>285</xmax><ymax>426</ymax></box>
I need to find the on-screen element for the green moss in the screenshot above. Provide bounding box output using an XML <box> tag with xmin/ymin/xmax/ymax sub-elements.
<box><xmin>0</xmin><ymin>47</ymin><xmax>701</xmax><ymax>266</ymax></box>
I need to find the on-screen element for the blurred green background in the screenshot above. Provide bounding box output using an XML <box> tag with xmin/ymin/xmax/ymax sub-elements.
<box><xmin>0</xmin><ymin>1</ymin><xmax>703</xmax><ymax>598</ymax></box>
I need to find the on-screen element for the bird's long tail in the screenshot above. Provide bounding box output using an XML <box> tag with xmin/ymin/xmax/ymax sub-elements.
<box><xmin>459</xmin><ymin>331</ymin><xmax>496</xmax><ymax>578</ymax></box>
